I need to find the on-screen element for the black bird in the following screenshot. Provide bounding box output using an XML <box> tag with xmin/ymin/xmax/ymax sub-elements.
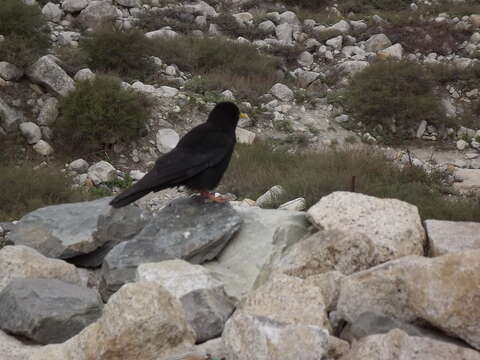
<box><xmin>109</xmin><ymin>101</ymin><xmax>245</xmax><ymax>208</ymax></box>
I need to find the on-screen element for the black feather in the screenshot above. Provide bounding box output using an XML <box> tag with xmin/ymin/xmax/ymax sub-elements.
<box><xmin>109</xmin><ymin>102</ymin><xmax>239</xmax><ymax>208</ymax></box>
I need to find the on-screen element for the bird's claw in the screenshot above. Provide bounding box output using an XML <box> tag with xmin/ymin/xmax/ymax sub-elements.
<box><xmin>200</xmin><ymin>191</ymin><xmax>227</xmax><ymax>203</ymax></box>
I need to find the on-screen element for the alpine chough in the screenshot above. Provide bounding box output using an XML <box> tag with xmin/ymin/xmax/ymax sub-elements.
<box><xmin>109</xmin><ymin>101</ymin><xmax>245</xmax><ymax>208</ymax></box>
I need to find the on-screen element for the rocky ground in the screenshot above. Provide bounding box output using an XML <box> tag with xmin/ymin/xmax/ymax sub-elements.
<box><xmin>2</xmin><ymin>0</ymin><xmax>480</xmax><ymax>358</ymax></box>
<box><xmin>1</xmin><ymin>191</ymin><xmax>480</xmax><ymax>359</ymax></box>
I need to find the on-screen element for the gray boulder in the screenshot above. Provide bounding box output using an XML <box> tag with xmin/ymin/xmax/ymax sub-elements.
<box><xmin>0</xmin><ymin>97</ymin><xmax>24</xmax><ymax>133</ymax></box>
<box><xmin>62</xmin><ymin>0</ymin><xmax>88</xmax><ymax>13</ymax></box>
<box><xmin>222</xmin><ymin>312</ymin><xmax>331</xmax><ymax>360</ymax></box>
<box><xmin>70</xmin><ymin>203</ymin><xmax>149</xmax><ymax>268</ymax></box>
<box><xmin>136</xmin><ymin>260</ymin><xmax>235</xmax><ymax>343</ymax></box>
<box><xmin>78</xmin><ymin>1</ymin><xmax>118</xmax><ymax>29</ymax></box>
<box><xmin>87</xmin><ymin>160</ymin><xmax>116</xmax><ymax>184</ymax></box>
<box><xmin>101</xmin><ymin>196</ymin><xmax>242</xmax><ymax>298</ymax></box>
<box><xmin>205</xmin><ymin>207</ymin><xmax>309</xmax><ymax>300</ymax></box>
<box><xmin>0</xmin><ymin>62</ymin><xmax>23</xmax><ymax>81</ymax></box>
<box><xmin>425</xmin><ymin>219</ymin><xmax>480</xmax><ymax>256</ymax></box>
<box><xmin>33</xmin><ymin>140</ymin><xmax>54</xmax><ymax>156</ymax></box>
<box><xmin>37</xmin><ymin>97</ymin><xmax>59</xmax><ymax>126</ymax></box>
<box><xmin>27</xmin><ymin>56</ymin><xmax>75</xmax><ymax>96</ymax></box>
<box><xmin>365</xmin><ymin>34</ymin><xmax>392</xmax><ymax>52</ymax></box>
<box><xmin>7</xmin><ymin>197</ymin><xmax>112</xmax><ymax>259</ymax></box>
<box><xmin>19</xmin><ymin>122</ymin><xmax>42</xmax><ymax>144</ymax></box>
<box><xmin>0</xmin><ymin>278</ymin><xmax>103</xmax><ymax>344</ymax></box>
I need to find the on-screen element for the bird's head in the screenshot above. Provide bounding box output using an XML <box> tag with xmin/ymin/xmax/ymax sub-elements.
<box><xmin>208</xmin><ymin>101</ymin><xmax>246</xmax><ymax>130</ymax></box>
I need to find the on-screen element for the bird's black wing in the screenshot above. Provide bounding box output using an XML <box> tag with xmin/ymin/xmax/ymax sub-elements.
<box><xmin>109</xmin><ymin>125</ymin><xmax>235</xmax><ymax>208</ymax></box>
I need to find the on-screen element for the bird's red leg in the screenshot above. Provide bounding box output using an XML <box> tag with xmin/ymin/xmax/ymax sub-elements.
<box><xmin>199</xmin><ymin>190</ymin><xmax>226</xmax><ymax>203</ymax></box>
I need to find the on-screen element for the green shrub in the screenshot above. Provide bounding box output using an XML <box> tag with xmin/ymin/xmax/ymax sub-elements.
<box><xmin>344</xmin><ymin>60</ymin><xmax>445</xmax><ymax>135</ymax></box>
<box><xmin>384</xmin><ymin>22</ymin><xmax>471</xmax><ymax>56</ymax></box>
<box><xmin>0</xmin><ymin>0</ymin><xmax>50</xmax><ymax>67</ymax></box>
<box><xmin>274</xmin><ymin>0</ymin><xmax>331</xmax><ymax>10</ymax></box>
<box><xmin>0</xmin><ymin>165</ymin><xmax>85</xmax><ymax>221</ymax></box>
<box><xmin>54</xmin><ymin>75</ymin><xmax>150</xmax><ymax>156</ymax></box>
<box><xmin>151</xmin><ymin>35</ymin><xmax>280</xmax><ymax>101</ymax></box>
<box><xmin>221</xmin><ymin>142</ymin><xmax>480</xmax><ymax>221</ymax></box>
<box><xmin>339</xmin><ymin>0</ymin><xmax>410</xmax><ymax>13</ymax></box>
<box><xmin>80</xmin><ymin>25</ymin><xmax>156</xmax><ymax>81</ymax></box>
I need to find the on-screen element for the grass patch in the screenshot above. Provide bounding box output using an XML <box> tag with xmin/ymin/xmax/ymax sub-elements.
<box><xmin>54</xmin><ymin>74</ymin><xmax>150</xmax><ymax>157</ymax></box>
<box><xmin>0</xmin><ymin>164</ymin><xmax>86</xmax><ymax>221</ymax></box>
<box><xmin>79</xmin><ymin>25</ymin><xmax>156</xmax><ymax>81</ymax></box>
<box><xmin>151</xmin><ymin>35</ymin><xmax>280</xmax><ymax>101</ymax></box>
<box><xmin>343</xmin><ymin>60</ymin><xmax>446</xmax><ymax>137</ymax></box>
<box><xmin>221</xmin><ymin>142</ymin><xmax>480</xmax><ymax>221</ymax></box>
<box><xmin>0</xmin><ymin>0</ymin><xmax>50</xmax><ymax>67</ymax></box>
<box><xmin>339</xmin><ymin>0</ymin><xmax>410</xmax><ymax>14</ymax></box>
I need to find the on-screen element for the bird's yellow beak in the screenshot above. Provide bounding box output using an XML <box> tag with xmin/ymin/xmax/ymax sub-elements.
<box><xmin>240</xmin><ymin>113</ymin><xmax>249</xmax><ymax>119</ymax></box>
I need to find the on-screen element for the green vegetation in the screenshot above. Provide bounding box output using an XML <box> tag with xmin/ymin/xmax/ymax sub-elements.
<box><xmin>0</xmin><ymin>0</ymin><xmax>50</xmax><ymax>67</ymax></box>
<box><xmin>221</xmin><ymin>142</ymin><xmax>480</xmax><ymax>221</ymax></box>
<box><xmin>80</xmin><ymin>25</ymin><xmax>156</xmax><ymax>81</ymax></box>
<box><xmin>343</xmin><ymin>60</ymin><xmax>445</xmax><ymax>137</ymax></box>
<box><xmin>0</xmin><ymin>165</ymin><xmax>85</xmax><ymax>221</ymax></box>
<box><xmin>339</xmin><ymin>0</ymin><xmax>410</xmax><ymax>13</ymax></box>
<box><xmin>54</xmin><ymin>75</ymin><xmax>150</xmax><ymax>157</ymax></box>
<box><xmin>151</xmin><ymin>35</ymin><xmax>280</xmax><ymax>102</ymax></box>
<box><xmin>276</xmin><ymin>0</ymin><xmax>331</xmax><ymax>10</ymax></box>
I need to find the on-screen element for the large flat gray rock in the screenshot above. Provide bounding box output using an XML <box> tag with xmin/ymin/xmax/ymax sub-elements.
<box><xmin>69</xmin><ymin>204</ymin><xmax>150</xmax><ymax>268</ymax></box>
<box><xmin>101</xmin><ymin>196</ymin><xmax>242</xmax><ymax>299</ymax></box>
<box><xmin>0</xmin><ymin>97</ymin><xmax>24</xmax><ymax>132</ymax></box>
<box><xmin>7</xmin><ymin>198</ymin><xmax>112</xmax><ymax>259</ymax></box>
<box><xmin>0</xmin><ymin>278</ymin><xmax>103</xmax><ymax>344</ymax></box>
<box><xmin>205</xmin><ymin>207</ymin><xmax>310</xmax><ymax>300</ymax></box>
<box><xmin>426</xmin><ymin>219</ymin><xmax>480</xmax><ymax>256</ymax></box>
<box><xmin>26</xmin><ymin>56</ymin><xmax>75</xmax><ymax>96</ymax></box>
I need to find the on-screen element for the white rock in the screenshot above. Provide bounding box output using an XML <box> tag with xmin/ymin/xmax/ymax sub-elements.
<box><xmin>269</xmin><ymin>83</ymin><xmax>294</xmax><ymax>102</ymax></box>
<box><xmin>256</xmin><ymin>185</ymin><xmax>286</xmax><ymax>207</ymax></box>
<box><xmin>0</xmin><ymin>329</ymin><xmax>39</xmax><ymax>360</ymax></box>
<box><xmin>145</xmin><ymin>29</ymin><xmax>178</xmax><ymax>39</ymax></box>
<box><xmin>57</xmin><ymin>31</ymin><xmax>80</xmax><ymax>46</ymax></box>
<box><xmin>33</xmin><ymin>140</ymin><xmax>54</xmax><ymax>156</ymax></box>
<box><xmin>378</xmin><ymin>43</ymin><xmax>404</xmax><ymax>59</ymax></box>
<box><xmin>338</xmin><ymin>60</ymin><xmax>369</xmax><ymax>75</ymax></box>
<box><xmin>297</xmin><ymin>51</ymin><xmax>314</xmax><ymax>67</ymax></box>
<box><xmin>330</xmin><ymin>20</ymin><xmax>351</xmax><ymax>34</ymax></box>
<box><xmin>62</xmin><ymin>0</ymin><xmax>88</xmax><ymax>13</ymax></box>
<box><xmin>183</xmin><ymin>0</ymin><xmax>217</xmax><ymax>17</ymax></box>
<box><xmin>426</xmin><ymin>219</ymin><xmax>480</xmax><ymax>256</ymax></box>
<box><xmin>74</xmin><ymin>68</ymin><xmax>95</xmax><ymax>82</ymax></box>
<box><xmin>236</xmin><ymin>127</ymin><xmax>255</xmax><ymax>144</ymax></box>
<box><xmin>19</xmin><ymin>122</ymin><xmax>42</xmax><ymax>144</ymax></box>
<box><xmin>156</xmin><ymin>128</ymin><xmax>180</xmax><ymax>153</ymax></box>
<box><xmin>42</xmin><ymin>2</ymin><xmax>63</xmax><ymax>22</ymax></box>
<box><xmin>258</xmin><ymin>20</ymin><xmax>275</xmax><ymax>33</ymax></box>
<box><xmin>158</xmin><ymin>85</ymin><xmax>178</xmax><ymax>97</ymax></box>
<box><xmin>279</xmin><ymin>197</ymin><xmax>306</xmax><ymax>211</ymax></box>
<box><xmin>32</xmin><ymin>282</ymin><xmax>196</xmax><ymax>360</ymax></box>
<box><xmin>275</xmin><ymin>23</ymin><xmax>294</xmax><ymax>43</ymax></box>
<box><xmin>279</xmin><ymin>11</ymin><xmax>300</xmax><ymax>25</ymax></box>
<box><xmin>27</xmin><ymin>56</ymin><xmax>75</xmax><ymax>96</ymax></box>
<box><xmin>350</xmin><ymin>20</ymin><xmax>368</xmax><ymax>32</ymax></box>
<box><xmin>337</xmin><ymin>250</ymin><xmax>480</xmax><ymax>350</ymax></box>
<box><xmin>88</xmin><ymin>160</ymin><xmax>116</xmax><ymax>184</ymax></box>
<box><xmin>345</xmin><ymin>328</ymin><xmax>480</xmax><ymax>360</ymax></box>
<box><xmin>78</xmin><ymin>1</ymin><xmax>118</xmax><ymax>29</ymax></box>
<box><xmin>326</xmin><ymin>35</ymin><xmax>343</xmax><ymax>50</ymax></box>
<box><xmin>457</xmin><ymin>139</ymin><xmax>469</xmax><ymax>150</ymax></box>
<box><xmin>129</xmin><ymin>170</ymin><xmax>145</xmax><ymax>181</ymax></box>
<box><xmin>37</xmin><ymin>97</ymin><xmax>58</xmax><ymax>126</ymax></box>
<box><xmin>116</xmin><ymin>0</ymin><xmax>141</xmax><ymax>7</ymax></box>
<box><xmin>365</xmin><ymin>34</ymin><xmax>392</xmax><ymax>52</ymax></box>
<box><xmin>0</xmin><ymin>62</ymin><xmax>23</xmax><ymax>81</ymax></box>
<box><xmin>223</xmin><ymin>312</ymin><xmax>330</xmax><ymax>360</ymax></box>
<box><xmin>136</xmin><ymin>260</ymin><xmax>234</xmax><ymax>342</ymax></box>
<box><xmin>68</xmin><ymin>158</ymin><xmax>89</xmax><ymax>173</ymax></box>
<box><xmin>242</xmin><ymin>274</ymin><xmax>330</xmax><ymax>330</ymax></box>
<box><xmin>416</xmin><ymin>120</ymin><xmax>427</xmax><ymax>138</ymax></box>
<box><xmin>307</xmin><ymin>192</ymin><xmax>425</xmax><ymax>261</ymax></box>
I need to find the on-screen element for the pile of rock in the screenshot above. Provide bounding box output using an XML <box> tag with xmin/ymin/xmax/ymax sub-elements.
<box><xmin>1</xmin><ymin>191</ymin><xmax>480</xmax><ymax>359</ymax></box>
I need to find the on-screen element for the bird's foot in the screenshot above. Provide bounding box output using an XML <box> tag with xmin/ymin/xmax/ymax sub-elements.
<box><xmin>200</xmin><ymin>191</ymin><xmax>227</xmax><ymax>203</ymax></box>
